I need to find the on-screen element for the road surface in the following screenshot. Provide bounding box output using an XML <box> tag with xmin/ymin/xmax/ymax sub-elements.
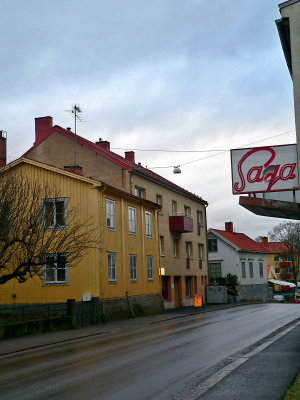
<box><xmin>0</xmin><ymin>303</ymin><xmax>299</xmax><ymax>400</ymax></box>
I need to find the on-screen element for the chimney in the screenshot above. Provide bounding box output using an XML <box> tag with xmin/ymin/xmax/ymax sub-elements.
<box><xmin>35</xmin><ymin>116</ymin><xmax>53</xmax><ymax>144</ymax></box>
<box><xmin>95</xmin><ymin>138</ymin><xmax>110</xmax><ymax>151</ymax></box>
<box><xmin>125</xmin><ymin>151</ymin><xmax>135</xmax><ymax>163</ymax></box>
<box><xmin>261</xmin><ymin>236</ymin><xmax>269</xmax><ymax>246</ymax></box>
<box><xmin>225</xmin><ymin>221</ymin><xmax>233</xmax><ymax>233</ymax></box>
<box><xmin>0</xmin><ymin>130</ymin><xmax>7</xmax><ymax>167</ymax></box>
<box><xmin>64</xmin><ymin>165</ymin><xmax>83</xmax><ymax>176</ymax></box>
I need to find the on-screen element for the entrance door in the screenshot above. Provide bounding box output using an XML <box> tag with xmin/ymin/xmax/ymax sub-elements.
<box><xmin>174</xmin><ymin>276</ymin><xmax>181</xmax><ymax>308</ymax></box>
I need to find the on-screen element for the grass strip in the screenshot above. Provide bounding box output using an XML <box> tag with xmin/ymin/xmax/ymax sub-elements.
<box><xmin>284</xmin><ymin>372</ymin><xmax>300</xmax><ymax>400</ymax></box>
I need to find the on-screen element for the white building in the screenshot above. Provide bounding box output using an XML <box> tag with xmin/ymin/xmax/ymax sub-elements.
<box><xmin>208</xmin><ymin>222</ymin><xmax>268</xmax><ymax>285</ymax></box>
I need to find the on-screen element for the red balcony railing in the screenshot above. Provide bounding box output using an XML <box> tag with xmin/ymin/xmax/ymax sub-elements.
<box><xmin>280</xmin><ymin>261</ymin><xmax>293</xmax><ymax>267</ymax></box>
<box><xmin>169</xmin><ymin>213</ymin><xmax>193</xmax><ymax>233</ymax></box>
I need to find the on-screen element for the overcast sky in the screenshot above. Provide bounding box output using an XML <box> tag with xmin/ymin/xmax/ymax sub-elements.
<box><xmin>0</xmin><ymin>0</ymin><xmax>296</xmax><ymax>239</ymax></box>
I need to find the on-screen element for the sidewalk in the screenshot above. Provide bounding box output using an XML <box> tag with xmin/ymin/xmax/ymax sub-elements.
<box><xmin>0</xmin><ymin>302</ymin><xmax>253</xmax><ymax>356</ymax></box>
<box><xmin>196</xmin><ymin>322</ymin><xmax>300</xmax><ymax>400</ymax></box>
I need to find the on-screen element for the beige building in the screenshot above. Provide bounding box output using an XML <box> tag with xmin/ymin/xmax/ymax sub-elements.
<box><xmin>22</xmin><ymin>116</ymin><xmax>209</xmax><ymax>308</ymax></box>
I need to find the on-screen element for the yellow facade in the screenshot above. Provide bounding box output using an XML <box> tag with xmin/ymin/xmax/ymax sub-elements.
<box><xmin>26</xmin><ymin>126</ymin><xmax>209</xmax><ymax>308</ymax></box>
<box><xmin>0</xmin><ymin>159</ymin><xmax>161</xmax><ymax>305</ymax></box>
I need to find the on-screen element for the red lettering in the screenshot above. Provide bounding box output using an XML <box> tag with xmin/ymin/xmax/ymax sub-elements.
<box><xmin>247</xmin><ymin>166</ymin><xmax>263</xmax><ymax>183</ymax></box>
<box><xmin>233</xmin><ymin>147</ymin><xmax>297</xmax><ymax>193</ymax></box>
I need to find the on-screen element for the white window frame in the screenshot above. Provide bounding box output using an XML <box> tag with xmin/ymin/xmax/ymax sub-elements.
<box><xmin>43</xmin><ymin>198</ymin><xmax>67</xmax><ymax>230</ymax></box>
<box><xmin>43</xmin><ymin>253</ymin><xmax>68</xmax><ymax>285</ymax></box>
<box><xmin>208</xmin><ymin>238</ymin><xmax>218</xmax><ymax>252</ymax></box>
<box><xmin>134</xmin><ymin>186</ymin><xmax>145</xmax><ymax>198</ymax></box>
<box><xmin>147</xmin><ymin>255</ymin><xmax>154</xmax><ymax>281</ymax></box>
<box><xmin>259</xmin><ymin>261</ymin><xmax>264</xmax><ymax>278</ymax></box>
<box><xmin>128</xmin><ymin>206</ymin><xmax>136</xmax><ymax>234</ymax></box>
<box><xmin>107</xmin><ymin>252</ymin><xmax>117</xmax><ymax>283</ymax></box>
<box><xmin>106</xmin><ymin>199</ymin><xmax>116</xmax><ymax>230</ymax></box>
<box><xmin>241</xmin><ymin>260</ymin><xmax>246</xmax><ymax>278</ymax></box>
<box><xmin>145</xmin><ymin>211</ymin><xmax>152</xmax><ymax>237</ymax></box>
<box><xmin>130</xmin><ymin>254</ymin><xmax>138</xmax><ymax>282</ymax></box>
<box><xmin>249</xmin><ymin>261</ymin><xmax>254</xmax><ymax>278</ymax></box>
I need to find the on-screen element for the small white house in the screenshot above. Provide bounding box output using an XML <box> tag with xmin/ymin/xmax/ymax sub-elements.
<box><xmin>208</xmin><ymin>222</ymin><xmax>268</xmax><ymax>285</ymax></box>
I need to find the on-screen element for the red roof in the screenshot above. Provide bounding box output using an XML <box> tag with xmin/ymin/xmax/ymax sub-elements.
<box><xmin>213</xmin><ymin>229</ymin><xmax>268</xmax><ymax>253</ymax></box>
<box><xmin>262</xmin><ymin>242</ymin><xmax>289</xmax><ymax>254</ymax></box>
<box><xmin>23</xmin><ymin>123</ymin><xmax>207</xmax><ymax>205</ymax></box>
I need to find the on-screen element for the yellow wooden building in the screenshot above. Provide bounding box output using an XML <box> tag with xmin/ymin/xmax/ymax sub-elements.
<box><xmin>0</xmin><ymin>158</ymin><xmax>162</xmax><ymax>315</ymax></box>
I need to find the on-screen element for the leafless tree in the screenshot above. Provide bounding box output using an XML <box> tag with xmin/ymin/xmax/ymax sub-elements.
<box><xmin>0</xmin><ymin>173</ymin><xmax>99</xmax><ymax>285</ymax></box>
<box><xmin>268</xmin><ymin>221</ymin><xmax>300</xmax><ymax>281</ymax></box>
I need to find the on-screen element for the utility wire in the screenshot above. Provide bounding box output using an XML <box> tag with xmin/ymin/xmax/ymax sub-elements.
<box><xmin>111</xmin><ymin>129</ymin><xmax>295</xmax><ymax>155</ymax></box>
<box><xmin>145</xmin><ymin>129</ymin><xmax>296</xmax><ymax>169</ymax></box>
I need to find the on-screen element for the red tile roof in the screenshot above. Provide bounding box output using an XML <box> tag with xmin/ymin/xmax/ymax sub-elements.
<box><xmin>212</xmin><ymin>229</ymin><xmax>268</xmax><ymax>253</ymax></box>
<box><xmin>23</xmin><ymin>123</ymin><xmax>208</xmax><ymax>204</ymax></box>
<box><xmin>262</xmin><ymin>242</ymin><xmax>289</xmax><ymax>254</ymax></box>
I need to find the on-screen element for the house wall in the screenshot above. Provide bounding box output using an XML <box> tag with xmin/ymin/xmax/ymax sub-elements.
<box><xmin>131</xmin><ymin>174</ymin><xmax>208</xmax><ymax>307</ymax></box>
<box><xmin>25</xmin><ymin>130</ymin><xmax>209</xmax><ymax>308</ymax></box>
<box><xmin>0</xmin><ymin>163</ymin><xmax>100</xmax><ymax>304</ymax></box>
<box><xmin>238</xmin><ymin>252</ymin><xmax>267</xmax><ymax>285</ymax></box>
<box><xmin>208</xmin><ymin>232</ymin><xmax>240</xmax><ymax>280</ymax></box>
<box><xmin>0</xmin><ymin>162</ymin><xmax>161</xmax><ymax>305</ymax></box>
<box><xmin>99</xmin><ymin>190</ymin><xmax>161</xmax><ymax>300</ymax></box>
<box><xmin>208</xmin><ymin>232</ymin><xmax>267</xmax><ymax>285</ymax></box>
<box><xmin>27</xmin><ymin>132</ymin><xmax>130</xmax><ymax>191</ymax></box>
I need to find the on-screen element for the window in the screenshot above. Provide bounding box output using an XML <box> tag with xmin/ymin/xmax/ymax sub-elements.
<box><xmin>128</xmin><ymin>206</ymin><xmax>136</xmax><ymax>234</ymax></box>
<box><xmin>275</xmin><ymin>267</ymin><xmax>280</xmax><ymax>273</ymax></box>
<box><xmin>171</xmin><ymin>200</ymin><xmax>177</xmax><ymax>214</ymax></box>
<box><xmin>147</xmin><ymin>255</ymin><xmax>153</xmax><ymax>280</ymax></box>
<box><xmin>43</xmin><ymin>198</ymin><xmax>67</xmax><ymax>229</ymax></box>
<box><xmin>285</xmin><ymin>256</ymin><xmax>293</xmax><ymax>262</ymax></box>
<box><xmin>186</xmin><ymin>242</ymin><xmax>192</xmax><ymax>268</ymax></box>
<box><xmin>249</xmin><ymin>261</ymin><xmax>254</xmax><ymax>278</ymax></box>
<box><xmin>184</xmin><ymin>205</ymin><xmax>191</xmax><ymax>217</ymax></box>
<box><xmin>196</xmin><ymin>211</ymin><xmax>203</xmax><ymax>235</ymax></box>
<box><xmin>108</xmin><ymin>253</ymin><xmax>117</xmax><ymax>282</ymax></box>
<box><xmin>106</xmin><ymin>199</ymin><xmax>115</xmax><ymax>229</ymax></box>
<box><xmin>186</xmin><ymin>241</ymin><xmax>193</xmax><ymax>258</ymax></box>
<box><xmin>259</xmin><ymin>261</ymin><xmax>264</xmax><ymax>278</ymax></box>
<box><xmin>145</xmin><ymin>211</ymin><xmax>152</xmax><ymax>237</ymax></box>
<box><xmin>134</xmin><ymin>185</ymin><xmax>145</xmax><ymax>198</ymax></box>
<box><xmin>185</xmin><ymin>276</ymin><xmax>192</xmax><ymax>297</ymax></box>
<box><xmin>130</xmin><ymin>254</ymin><xmax>137</xmax><ymax>281</ymax></box>
<box><xmin>241</xmin><ymin>261</ymin><xmax>246</xmax><ymax>278</ymax></box>
<box><xmin>44</xmin><ymin>253</ymin><xmax>68</xmax><ymax>285</ymax></box>
<box><xmin>156</xmin><ymin>194</ymin><xmax>163</xmax><ymax>213</ymax></box>
<box><xmin>274</xmin><ymin>256</ymin><xmax>280</xmax><ymax>262</ymax></box>
<box><xmin>209</xmin><ymin>263</ymin><xmax>222</xmax><ymax>283</ymax></box>
<box><xmin>173</xmin><ymin>239</ymin><xmax>179</xmax><ymax>257</ymax></box>
<box><xmin>160</xmin><ymin>236</ymin><xmax>165</xmax><ymax>256</ymax></box>
<box><xmin>208</xmin><ymin>238</ymin><xmax>218</xmax><ymax>252</ymax></box>
<box><xmin>198</xmin><ymin>243</ymin><xmax>204</xmax><ymax>269</ymax></box>
<box><xmin>287</xmin><ymin>267</ymin><xmax>294</xmax><ymax>273</ymax></box>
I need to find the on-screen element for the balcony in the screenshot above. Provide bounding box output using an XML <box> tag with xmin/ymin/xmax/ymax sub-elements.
<box><xmin>280</xmin><ymin>261</ymin><xmax>293</xmax><ymax>267</ymax></box>
<box><xmin>280</xmin><ymin>273</ymin><xmax>293</xmax><ymax>279</ymax></box>
<box><xmin>169</xmin><ymin>213</ymin><xmax>193</xmax><ymax>233</ymax></box>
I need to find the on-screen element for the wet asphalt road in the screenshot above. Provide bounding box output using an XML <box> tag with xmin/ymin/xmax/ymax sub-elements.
<box><xmin>0</xmin><ymin>303</ymin><xmax>299</xmax><ymax>400</ymax></box>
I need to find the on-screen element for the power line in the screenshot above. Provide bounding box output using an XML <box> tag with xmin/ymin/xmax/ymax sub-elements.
<box><xmin>148</xmin><ymin>129</ymin><xmax>296</xmax><ymax>169</ymax></box>
<box><xmin>111</xmin><ymin>129</ymin><xmax>295</xmax><ymax>155</ymax></box>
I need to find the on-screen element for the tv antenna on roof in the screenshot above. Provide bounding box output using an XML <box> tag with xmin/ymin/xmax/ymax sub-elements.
<box><xmin>65</xmin><ymin>104</ymin><xmax>85</xmax><ymax>135</ymax></box>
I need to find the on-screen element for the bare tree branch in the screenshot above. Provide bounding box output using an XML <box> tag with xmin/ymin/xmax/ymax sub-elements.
<box><xmin>0</xmin><ymin>174</ymin><xmax>99</xmax><ymax>285</ymax></box>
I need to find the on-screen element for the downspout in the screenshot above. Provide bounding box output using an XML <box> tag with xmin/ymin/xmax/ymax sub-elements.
<box><xmin>97</xmin><ymin>185</ymin><xmax>107</xmax><ymax>303</ymax></box>
<box><xmin>204</xmin><ymin>203</ymin><xmax>209</xmax><ymax>303</ymax></box>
